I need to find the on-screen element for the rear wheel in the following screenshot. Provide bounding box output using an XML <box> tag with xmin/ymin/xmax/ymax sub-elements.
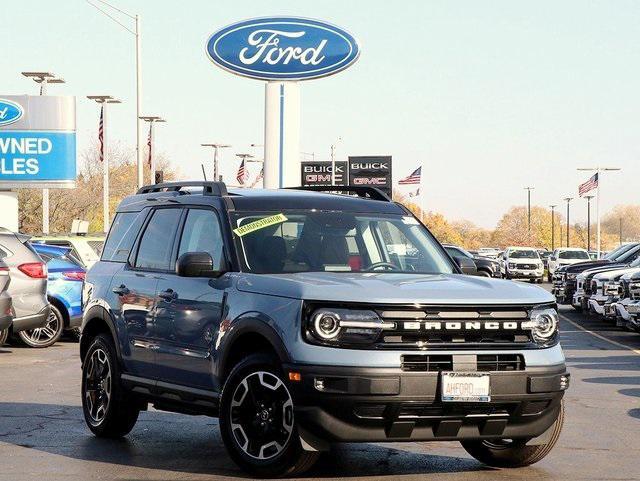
<box><xmin>0</xmin><ymin>328</ymin><xmax>8</xmax><ymax>346</ymax></box>
<box><xmin>82</xmin><ymin>333</ymin><xmax>140</xmax><ymax>438</ymax></box>
<box><xmin>219</xmin><ymin>354</ymin><xmax>319</xmax><ymax>477</ymax></box>
<box><xmin>462</xmin><ymin>401</ymin><xmax>564</xmax><ymax>467</ymax></box>
<box><xmin>17</xmin><ymin>305</ymin><xmax>64</xmax><ymax>348</ymax></box>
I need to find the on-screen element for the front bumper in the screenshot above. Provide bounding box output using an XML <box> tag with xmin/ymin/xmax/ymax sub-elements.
<box><xmin>285</xmin><ymin>362</ymin><xmax>568</xmax><ymax>443</ymax></box>
<box><xmin>588</xmin><ymin>297</ymin><xmax>606</xmax><ymax>315</ymax></box>
<box><xmin>507</xmin><ymin>269</ymin><xmax>544</xmax><ymax>280</ymax></box>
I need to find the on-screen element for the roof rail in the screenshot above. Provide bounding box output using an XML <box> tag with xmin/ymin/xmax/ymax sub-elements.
<box><xmin>137</xmin><ymin>181</ymin><xmax>228</xmax><ymax>197</ymax></box>
<box><xmin>287</xmin><ymin>185</ymin><xmax>391</xmax><ymax>202</ymax></box>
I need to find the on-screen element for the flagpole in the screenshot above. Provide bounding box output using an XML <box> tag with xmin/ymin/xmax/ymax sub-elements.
<box><xmin>88</xmin><ymin>95</ymin><xmax>121</xmax><ymax>233</ymax></box>
<box><xmin>578</xmin><ymin>166</ymin><xmax>621</xmax><ymax>259</ymax></box>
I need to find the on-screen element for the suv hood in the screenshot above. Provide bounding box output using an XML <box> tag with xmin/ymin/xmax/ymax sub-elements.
<box><xmin>236</xmin><ymin>272</ymin><xmax>553</xmax><ymax>305</ymax></box>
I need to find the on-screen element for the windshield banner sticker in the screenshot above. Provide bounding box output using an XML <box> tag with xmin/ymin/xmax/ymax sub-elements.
<box><xmin>233</xmin><ymin>213</ymin><xmax>288</xmax><ymax>237</ymax></box>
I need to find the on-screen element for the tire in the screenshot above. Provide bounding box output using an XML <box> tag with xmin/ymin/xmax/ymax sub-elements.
<box><xmin>219</xmin><ymin>353</ymin><xmax>319</xmax><ymax>477</ymax></box>
<box><xmin>462</xmin><ymin>401</ymin><xmax>564</xmax><ymax>468</ymax></box>
<box><xmin>547</xmin><ymin>273</ymin><xmax>552</xmax><ymax>283</ymax></box>
<box><xmin>81</xmin><ymin>333</ymin><xmax>140</xmax><ymax>438</ymax></box>
<box><xmin>17</xmin><ymin>304</ymin><xmax>64</xmax><ymax>348</ymax></box>
<box><xmin>0</xmin><ymin>328</ymin><xmax>8</xmax><ymax>346</ymax></box>
<box><xmin>478</xmin><ymin>270</ymin><xmax>492</xmax><ymax>278</ymax></box>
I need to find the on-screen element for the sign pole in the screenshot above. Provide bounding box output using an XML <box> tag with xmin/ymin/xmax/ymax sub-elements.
<box><xmin>103</xmin><ymin>103</ymin><xmax>109</xmax><ymax>233</ymax></box>
<box><xmin>41</xmin><ymin>79</ymin><xmax>49</xmax><ymax>235</ymax></box>
<box><xmin>596</xmin><ymin>167</ymin><xmax>601</xmax><ymax>258</ymax></box>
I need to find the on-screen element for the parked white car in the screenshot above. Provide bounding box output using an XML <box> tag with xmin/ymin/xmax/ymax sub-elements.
<box><xmin>547</xmin><ymin>248</ymin><xmax>591</xmax><ymax>281</ymax></box>
<box><xmin>500</xmin><ymin>247</ymin><xmax>544</xmax><ymax>283</ymax></box>
<box><xmin>477</xmin><ymin>247</ymin><xmax>501</xmax><ymax>259</ymax></box>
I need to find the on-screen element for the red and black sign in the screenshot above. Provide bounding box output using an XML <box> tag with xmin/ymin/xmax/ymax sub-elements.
<box><xmin>301</xmin><ymin>161</ymin><xmax>348</xmax><ymax>186</ymax></box>
<box><xmin>348</xmin><ymin>156</ymin><xmax>392</xmax><ymax>196</ymax></box>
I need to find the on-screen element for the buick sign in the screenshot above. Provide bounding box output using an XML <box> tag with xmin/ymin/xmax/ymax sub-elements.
<box><xmin>206</xmin><ymin>17</ymin><xmax>361</xmax><ymax>81</ymax></box>
<box><xmin>0</xmin><ymin>99</ymin><xmax>23</xmax><ymax>127</ymax></box>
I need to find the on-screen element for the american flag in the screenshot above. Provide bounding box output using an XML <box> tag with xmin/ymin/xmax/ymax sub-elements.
<box><xmin>147</xmin><ymin>124</ymin><xmax>152</xmax><ymax>168</ymax></box>
<box><xmin>98</xmin><ymin>106</ymin><xmax>104</xmax><ymax>162</ymax></box>
<box><xmin>578</xmin><ymin>173</ymin><xmax>598</xmax><ymax>196</ymax></box>
<box><xmin>236</xmin><ymin>158</ymin><xmax>248</xmax><ymax>185</ymax></box>
<box><xmin>250</xmin><ymin>166</ymin><xmax>264</xmax><ymax>188</ymax></box>
<box><xmin>398</xmin><ymin>166</ymin><xmax>421</xmax><ymax>185</ymax></box>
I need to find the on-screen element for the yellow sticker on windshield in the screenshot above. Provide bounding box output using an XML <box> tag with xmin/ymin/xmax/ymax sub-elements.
<box><xmin>233</xmin><ymin>213</ymin><xmax>288</xmax><ymax>237</ymax></box>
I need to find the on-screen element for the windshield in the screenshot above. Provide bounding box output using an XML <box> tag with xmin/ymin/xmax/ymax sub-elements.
<box><xmin>232</xmin><ymin>211</ymin><xmax>455</xmax><ymax>274</ymax></box>
<box><xmin>559</xmin><ymin>250</ymin><xmax>590</xmax><ymax>260</ymax></box>
<box><xmin>509</xmin><ymin>250</ymin><xmax>539</xmax><ymax>259</ymax></box>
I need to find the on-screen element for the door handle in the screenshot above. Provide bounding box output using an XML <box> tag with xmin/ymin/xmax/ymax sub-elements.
<box><xmin>112</xmin><ymin>284</ymin><xmax>130</xmax><ymax>296</ymax></box>
<box><xmin>158</xmin><ymin>288</ymin><xmax>177</xmax><ymax>301</ymax></box>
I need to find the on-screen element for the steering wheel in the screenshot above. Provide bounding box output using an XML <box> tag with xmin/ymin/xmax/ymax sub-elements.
<box><xmin>364</xmin><ymin>262</ymin><xmax>400</xmax><ymax>272</ymax></box>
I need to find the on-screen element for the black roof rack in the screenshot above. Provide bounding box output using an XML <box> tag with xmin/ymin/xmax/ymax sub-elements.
<box><xmin>137</xmin><ymin>181</ymin><xmax>228</xmax><ymax>197</ymax></box>
<box><xmin>286</xmin><ymin>185</ymin><xmax>391</xmax><ymax>202</ymax></box>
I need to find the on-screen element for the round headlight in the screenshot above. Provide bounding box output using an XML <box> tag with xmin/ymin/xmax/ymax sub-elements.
<box><xmin>527</xmin><ymin>308</ymin><xmax>558</xmax><ymax>344</ymax></box>
<box><xmin>312</xmin><ymin>311</ymin><xmax>341</xmax><ymax>340</ymax></box>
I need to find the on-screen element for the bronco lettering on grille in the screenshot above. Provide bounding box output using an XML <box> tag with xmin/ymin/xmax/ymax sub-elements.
<box><xmin>402</xmin><ymin>321</ymin><xmax>520</xmax><ymax>330</ymax></box>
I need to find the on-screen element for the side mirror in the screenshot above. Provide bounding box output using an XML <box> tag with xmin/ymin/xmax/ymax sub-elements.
<box><xmin>176</xmin><ymin>252</ymin><xmax>222</xmax><ymax>278</ymax></box>
<box><xmin>455</xmin><ymin>256</ymin><xmax>478</xmax><ymax>275</ymax></box>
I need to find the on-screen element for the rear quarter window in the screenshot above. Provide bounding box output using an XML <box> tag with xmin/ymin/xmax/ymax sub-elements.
<box><xmin>101</xmin><ymin>212</ymin><xmax>148</xmax><ymax>262</ymax></box>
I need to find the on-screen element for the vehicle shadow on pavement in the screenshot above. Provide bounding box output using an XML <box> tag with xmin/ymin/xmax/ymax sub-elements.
<box><xmin>0</xmin><ymin>402</ymin><xmax>497</xmax><ymax>478</ymax></box>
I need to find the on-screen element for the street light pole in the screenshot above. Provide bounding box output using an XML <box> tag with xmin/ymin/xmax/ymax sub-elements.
<box><xmin>563</xmin><ymin>197</ymin><xmax>573</xmax><ymax>247</ymax></box>
<box><xmin>86</xmin><ymin>0</ymin><xmax>144</xmax><ymax>189</ymax></box>
<box><xmin>584</xmin><ymin>195</ymin><xmax>594</xmax><ymax>251</ymax></box>
<box><xmin>140</xmin><ymin>116</ymin><xmax>166</xmax><ymax>184</ymax></box>
<box><xmin>330</xmin><ymin>137</ymin><xmax>342</xmax><ymax>186</ymax></box>
<box><xmin>619</xmin><ymin>218</ymin><xmax>623</xmax><ymax>246</ymax></box>
<box><xmin>88</xmin><ymin>96</ymin><xmax>122</xmax><ymax>233</ymax></box>
<box><xmin>524</xmin><ymin>186</ymin><xmax>534</xmax><ymax>236</ymax></box>
<box><xmin>201</xmin><ymin>143</ymin><xmax>231</xmax><ymax>181</ymax></box>
<box><xmin>578</xmin><ymin>166</ymin><xmax>621</xmax><ymax>258</ymax></box>
<box><xmin>21</xmin><ymin>72</ymin><xmax>65</xmax><ymax>235</ymax></box>
<box><xmin>549</xmin><ymin>205</ymin><xmax>557</xmax><ymax>251</ymax></box>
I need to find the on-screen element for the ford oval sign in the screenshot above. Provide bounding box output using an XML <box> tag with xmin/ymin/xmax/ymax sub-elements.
<box><xmin>0</xmin><ymin>99</ymin><xmax>24</xmax><ymax>127</ymax></box>
<box><xmin>206</xmin><ymin>17</ymin><xmax>360</xmax><ymax>81</ymax></box>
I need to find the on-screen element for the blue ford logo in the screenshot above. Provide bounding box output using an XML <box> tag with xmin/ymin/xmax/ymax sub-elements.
<box><xmin>0</xmin><ymin>99</ymin><xmax>23</xmax><ymax>127</ymax></box>
<box><xmin>206</xmin><ymin>17</ymin><xmax>361</xmax><ymax>81</ymax></box>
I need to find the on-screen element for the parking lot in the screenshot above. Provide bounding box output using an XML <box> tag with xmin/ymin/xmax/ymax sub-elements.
<box><xmin>0</xmin><ymin>284</ymin><xmax>638</xmax><ymax>481</ymax></box>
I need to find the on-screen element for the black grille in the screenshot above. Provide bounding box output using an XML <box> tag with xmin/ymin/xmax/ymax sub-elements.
<box><xmin>379</xmin><ymin>306</ymin><xmax>534</xmax><ymax>349</ymax></box>
<box><xmin>401</xmin><ymin>355</ymin><xmax>453</xmax><ymax>372</ymax></box>
<box><xmin>517</xmin><ymin>264</ymin><xmax>536</xmax><ymax>270</ymax></box>
<box><xmin>477</xmin><ymin>354</ymin><xmax>525</xmax><ymax>371</ymax></box>
<box><xmin>619</xmin><ymin>280</ymin><xmax>630</xmax><ymax>299</ymax></box>
<box><xmin>401</xmin><ymin>354</ymin><xmax>525</xmax><ymax>372</ymax></box>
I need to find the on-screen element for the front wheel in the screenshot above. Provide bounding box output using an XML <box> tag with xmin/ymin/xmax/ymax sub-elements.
<box><xmin>82</xmin><ymin>333</ymin><xmax>140</xmax><ymax>438</ymax></box>
<box><xmin>0</xmin><ymin>328</ymin><xmax>8</xmax><ymax>346</ymax></box>
<box><xmin>17</xmin><ymin>305</ymin><xmax>64</xmax><ymax>348</ymax></box>
<box><xmin>219</xmin><ymin>354</ymin><xmax>319</xmax><ymax>477</ymax></box>
<box><xmin>461</xmin><ymin>401</ymin><xmax>564</xmax><ymax>467</ymax></box>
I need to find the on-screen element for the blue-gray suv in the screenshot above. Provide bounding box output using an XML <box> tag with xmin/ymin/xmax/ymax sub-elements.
<box><xmin>80</xmin><ymin>182</ymin><xmax>568</xmax><ymax>477</ymax></box>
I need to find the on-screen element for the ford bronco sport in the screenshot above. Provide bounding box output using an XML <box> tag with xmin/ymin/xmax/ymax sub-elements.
<box><xmin>80</xmin><ymin>182</ymin><xmax>568</xmax><ymax>477</ymax></box>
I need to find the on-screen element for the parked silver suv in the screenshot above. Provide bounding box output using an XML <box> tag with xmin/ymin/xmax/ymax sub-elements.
<box><xmin>0</xmin><ymin>229</ymin><xmax>50</xmax><ymax>346</ymax></box>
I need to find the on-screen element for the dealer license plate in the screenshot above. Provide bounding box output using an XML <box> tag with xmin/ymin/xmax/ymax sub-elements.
<box><xmin>441</xmin><ymin>372</ymin><xmax>490</xmax><ymax>402</ymax></box>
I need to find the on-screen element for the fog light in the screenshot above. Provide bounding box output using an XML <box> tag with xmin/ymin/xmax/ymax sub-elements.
<box><xmin>314</xmin><ymin>379</ymin><xmax>325</xmax><ymax>391</ymax></box>
<box><xmin>560</xmin><ymin>374</ymin><xmax>570</xmax><ymax>390</ymax></box>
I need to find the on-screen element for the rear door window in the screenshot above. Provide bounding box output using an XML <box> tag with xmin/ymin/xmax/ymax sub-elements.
<box><xmin>177</xmin><ymin>209</ymin><xmax>225</xmax><ymax>270</ymax></box>
<box><xmin>134</xmin><ymin>208</ymin><xmax>183</xmax><ymax>271</ymax></box>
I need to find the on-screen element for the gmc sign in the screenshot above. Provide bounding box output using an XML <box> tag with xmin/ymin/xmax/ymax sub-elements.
<box><xmin>348</xmin><ymin>156</ymin><xmax>392</xmax><ymax>196</ymax></box>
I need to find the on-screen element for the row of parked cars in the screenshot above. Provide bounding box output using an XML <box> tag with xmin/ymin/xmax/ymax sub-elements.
<box><xmin>0</xmin><ymin>229</ymin><xmax>103</xmax><ymax>348</ymax></box>
<box><xmin>552</xmin><ymin>242</ymin><xmax>640</xmax><ymax>332</ymax></box>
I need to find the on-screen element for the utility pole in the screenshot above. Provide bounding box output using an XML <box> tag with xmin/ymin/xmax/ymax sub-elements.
<box><xmin>563</xmin><ymin>197</ymin><xmax>573</xmax><ymax>247</ymax></box>
<box><xmin>584</xmin><ymin>195</ymin><xmax>594</xmax><ymax>251</ymax></box>
<box><xmin>578</xmin><ymin>166</ymin><xmax>621</xmax><ymax>258</ymax></box>
<box><xmin>21</xmin><ymin>72</ymin><xmax>65</xmax><ymax>235</ymax></box>
<box><xmin>140</xmin><ymin>116</ymin><xmax>166</xmax><ymax>184</ymax></box>
<box><xmin>619</xmin><ymin>218</ymin><xmax>623</xmax><ymax>246</ymax></box>
<box><xmin>524</xmin><ymin>186</ymin><xmax>534</xmax><ymax>236</ymax></box>
<box><xmin>201</xmin><ymin>143</ymin><xmax>231</xmax><ymax>181</ymax></box>
<box><xmin>87</xmin><ymin>96</ymin><xmax>121</xmax><ymax>233</ymax></box>
<box><xmin>549</xmin><ymin>205</ymin><xmax>557</xmax><ymax>250</ymax></box>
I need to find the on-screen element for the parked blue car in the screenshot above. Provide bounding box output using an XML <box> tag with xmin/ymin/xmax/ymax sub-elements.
<box><xmin>23</xmin><ymin>243</ymin><xmax>86</xmax><ymax>347</ymax></box>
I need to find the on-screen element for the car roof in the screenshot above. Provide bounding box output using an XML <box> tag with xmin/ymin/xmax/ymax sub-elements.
<box><xmin>117</xmin><ymin>187</ymin><xmax>408</xmax><ymax>215</ymax></box>
<box><xmin>558</xmin><ymin>247</ymin><xmax>588</xmax><ymax>251</ymax></box>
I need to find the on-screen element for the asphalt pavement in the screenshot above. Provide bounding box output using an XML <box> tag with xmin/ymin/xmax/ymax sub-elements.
<box><xmin>1</xmin><ymin>286</ymin><xmax>639</xmax><ymax>481</ymax></box>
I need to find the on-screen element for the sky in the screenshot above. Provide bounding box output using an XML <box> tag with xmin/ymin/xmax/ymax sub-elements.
<box><xmin>2</xmin><ymin>0</ymin><xmax>639</xmax><ymax>228</ymax></box>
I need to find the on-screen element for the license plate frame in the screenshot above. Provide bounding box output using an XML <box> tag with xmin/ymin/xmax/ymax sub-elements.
<box><xmin>441</xmin><ymin>372</ymin><xmax>491</xmax><ymax>402</ymax></box>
